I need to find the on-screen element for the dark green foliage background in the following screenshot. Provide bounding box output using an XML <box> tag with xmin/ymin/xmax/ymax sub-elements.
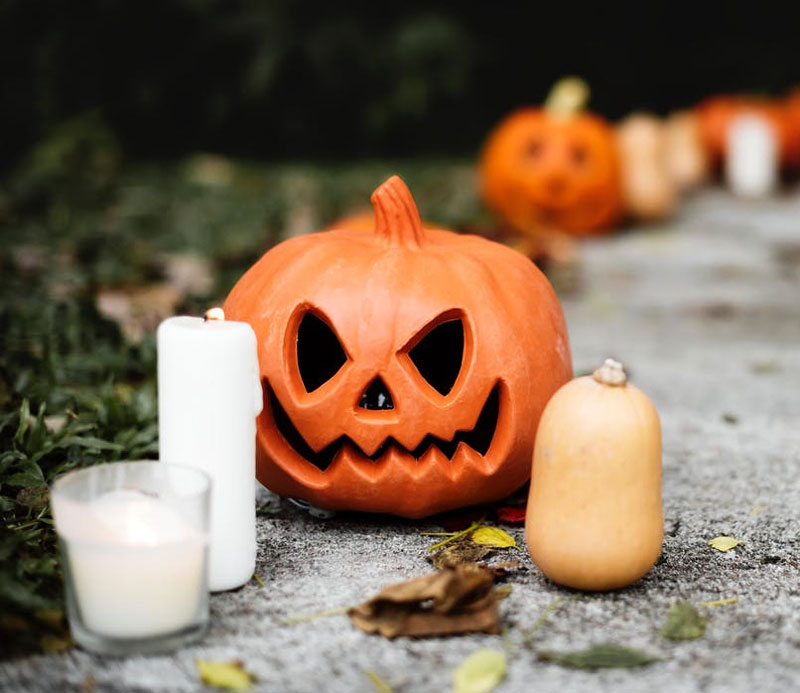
<box><xmin>3</xmin><ymin>0</ymin><xmax>800</xmax><ymax>169</ymax></box>
<box><xmin>0</xmin><ymin>115</ymin><xmax>483</xmax><ymax>657</ymax></box>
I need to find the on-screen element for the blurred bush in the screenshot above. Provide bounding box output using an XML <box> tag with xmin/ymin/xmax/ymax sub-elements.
<box><xmin>2</xmin><ymin>0</ymin><xmax>799</xmax><ymax>170</ymax></box>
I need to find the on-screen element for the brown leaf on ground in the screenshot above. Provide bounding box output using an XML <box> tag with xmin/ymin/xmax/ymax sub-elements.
<box><xmin>348</xmin><ymin>565</ymin><xmax>505</xmax><ymax>638</ymax></box>
<box><xmin>96</xmin><ymin>283</ymin><xmax>182</xmax><ymax>341</ymax></box>
<box><xmin>486</xmin><ymin>560</ymin><xmax>522</xmax><ymax>579</ymax></box>
<box><xmin>427</xmin><ymin>538</ymin><xmax>495</xmax><ymax>570</ymax></box>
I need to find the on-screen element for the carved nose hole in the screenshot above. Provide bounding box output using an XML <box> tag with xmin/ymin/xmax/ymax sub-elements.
<box><xmin>359</xmin><ymin>377</ymin><xmax>394</xmax><ymax>410</ymax></box>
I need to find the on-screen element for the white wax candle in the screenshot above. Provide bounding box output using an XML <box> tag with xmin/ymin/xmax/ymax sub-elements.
<box><xmin>157</xmin><ymin>315</ymin><xmax>262</xmax><ymax>591</ymax></box>
<box><xmin>53</xmin><ymin>490</ymin><xmax>207</xmax><ymax>639</ymax></box>
<box><xmin>725</xmin><ymin>114</ymin><xmax>778</xmax><ymax>198</ymax></box>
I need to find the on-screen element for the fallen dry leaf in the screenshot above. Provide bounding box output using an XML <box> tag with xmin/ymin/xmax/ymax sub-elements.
<box><xmin>486</xmin><ymin>560</ymin><xmax>522</xmax><ymax>579</ymax></box>
<box><xmin>661</xmin><ymin>601</ymin><xmax>706</xmax><ymax>641</ymax></box>
<box><xmin>495</xmin><ymin>507</ymin><xmax>526</xmax><ymax>524</ymax></box>
<box><xmin>453</xmin><ymin>648</ymin><xmax>507</xmax><ymax>693</ymax></box>
<box><xmin>698</xmin><ymin>596</ymin><xmax>738</xmax><ymax>608</ymax></box>
<box><xmin>96</xmin><ymin>284</ymin><xmax>182</xmax><ymax>342</ymax></box>
<box><xmin>365</xmin><ymin>670</ymin><xmax>394</xmax><ymax>693</ymax></box>
<box><xmin>162</xmin><ymin>253</ymin><xmax>214</xmax><ymax>297</ymax></box>
<box><xmin>538</xmin><ymin>643</ymin><xmax>660</xmax><ymax>669</ymax></box>
<box><xmin>427</xmin><ymin>537</ymin><xmax>495</xmax><ymax>570</ymax></box>
<box><xmin>471</xmin><ymin>527</ymin><xmax>518</xmax><ymax>550</ymax></box>
<box><xmin>709</xmin><ymin>536</ymin><xmax>741</xmax><ymax>552</ymax></box>
<box><xmin>196</xmin><ymin>659</ymin><xmax>254</xmax><ymax>691</ymax></box>
<box><xmin>348</xmin><ymin>565</ymin><xmax>505</xmax><ymax>638</ymax></box>
<box><xmin>440</xmin><ymin>508</ymin><xmax>488</xmax><ymax>532</ymax></box>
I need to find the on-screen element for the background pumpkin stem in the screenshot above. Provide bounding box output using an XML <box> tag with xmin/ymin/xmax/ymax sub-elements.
<box><xmin>371</xmin><ymin>175</ymin><xmax>426</xmax><ymax>248</ymax></box>
<box><xmin>545</xmin><ymin>77</ymin><xmax>590</xmax><ymax>119</ymax></box>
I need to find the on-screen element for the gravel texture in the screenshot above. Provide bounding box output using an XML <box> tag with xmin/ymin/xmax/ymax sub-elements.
<box><xmin>3</xmin><ymin>189</ymin><xmax>800</xmax><ymax>692</ymax></box>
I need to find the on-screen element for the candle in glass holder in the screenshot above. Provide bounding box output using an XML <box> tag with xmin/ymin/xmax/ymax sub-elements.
<box><xmin>51</xmin><ymin>461</ymin><xmax>210</xmax><ymax>654</ymax></box>
<box><xmin>157</xmin><ymin>310</ymin><xmax>263</xmax><ymax>591</ymax></box>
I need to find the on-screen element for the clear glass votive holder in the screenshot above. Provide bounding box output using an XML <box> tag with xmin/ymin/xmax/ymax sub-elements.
<box><xmin>50</xmin><ymin>460</ymin><xmax>211</xmax><ymax>655</ymax></box>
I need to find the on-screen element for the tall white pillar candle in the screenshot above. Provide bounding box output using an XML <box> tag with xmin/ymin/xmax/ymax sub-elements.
<box><xmin>158</xmin><ymin>313</ymin><xmax>262</xmax><ymax>591</ymax></box>
<box><xmin>725</xmin><ymin>114</ymin><xmax>778</xmax><ymax>198</ymax></box>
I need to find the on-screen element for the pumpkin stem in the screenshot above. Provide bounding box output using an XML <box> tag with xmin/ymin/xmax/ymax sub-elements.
<box><xmin>593</xmin><ymin>358</ymin><xmax>627</xmax><ymax>386</ymax></box>
<box><xmin>371</xmin><ymin>176</ymin><xmax>426</xmax><ymax>248</ymax></box>
<box><xmin>545</xmin><ymin>77</ymin><xmax>590</xmax><ymax>120</ymax></box>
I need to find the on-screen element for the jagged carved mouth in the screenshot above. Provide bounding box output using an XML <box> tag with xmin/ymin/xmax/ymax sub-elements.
<box><xmin>268</xmin><ymin>384</ymin><xmax>500</xmax><ymax>471</ymax></box>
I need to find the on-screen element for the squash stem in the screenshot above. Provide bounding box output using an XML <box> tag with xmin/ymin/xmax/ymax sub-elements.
<box><xmin>592</xmin><ymin>358</ymin><xmax>627</xmax><ymax>386</ymax></box>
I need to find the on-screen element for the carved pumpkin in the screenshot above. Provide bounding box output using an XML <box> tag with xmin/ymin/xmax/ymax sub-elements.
<box><xmin>695</xmin><ymin>95</ymin><xmax>793</xmax><ymax>167</ymax></box>
<box><xmin>480</xmin><ymin>78</ymin><xmax>623</xmax><ymax>237</ymax></box>
<box><xmin>224</xmin><ymin>176</ymin><xmax>572</xmax><ymax>518</ymax></box>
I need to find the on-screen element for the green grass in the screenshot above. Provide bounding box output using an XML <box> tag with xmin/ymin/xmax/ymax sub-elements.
<box><xmin>0</xmin><ymin>117</ymin><xmax>486</xmax><ymax>657</ymax></box>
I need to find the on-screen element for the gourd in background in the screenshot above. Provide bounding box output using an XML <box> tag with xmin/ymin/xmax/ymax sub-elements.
<box><xmin>525</xmin><ymin>359</ymin><xmax>663</xmax><ymax>591</ymax></box>
<box><xmin>224</xmin><ymin>176</ymin><xmax>572</xmax><ymax>518</ymax></box>
<box><xmin>615</xmin><ymin>113</ymin><xmax>678</xmax><ymax>222</ymax></box>
<box><xmin>663</xmin><ymin>110</ymin><xmax>711</xmax><ymax>192</ymax></box>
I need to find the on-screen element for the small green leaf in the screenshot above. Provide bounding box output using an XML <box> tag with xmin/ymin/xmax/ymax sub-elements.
<box><xmin>661</xmin><ymin>601</ymin><xmax>706</xmax><ymax>640</ymax></box>
<box><xmin>14</xmin><ymin>399</ymin><xmax>31</xmax><ymax>443</ymax></box>
<box><xmin>196</xmin><ymin>659</ymin><xmax>254</xmax><ymax>690</ymax></box>
<box><xmin>709</xmin><ymin>536</ymin><xmax>740</xmax><ymax>552</ymax></box>
<box><xmin>471</xmin><ymin>527</ymin><xmax>518</xmax><ymax>550</ymax></box>
<box><xmin>52</xmin><ymin>436</ymin><xmax>124</xmax><ymax>451</ymax></box>
<box><xmin>453</xmin><ymin>648</ymin><xmax>507</xmax><ymax>693</ymax></box>
<box><xmin>538</xmin><ymin>643</ymin><xmax>660</xmax><ymax>669</ymax></box>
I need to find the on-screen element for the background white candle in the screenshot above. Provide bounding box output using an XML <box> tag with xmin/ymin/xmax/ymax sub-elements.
<box><xmin>725</xmin><ymin>114</ymin><xmax>778</xmax><ymax>198</ymax></box>
<box><xmin>53</xmin><ymin>489</ymin><xmax>207</xmax><ymax>639</ymax></box>
<box><xmin>158</xmin><ymin>315</ymin><xmax>262</xmax><ymax>591</ymax></box>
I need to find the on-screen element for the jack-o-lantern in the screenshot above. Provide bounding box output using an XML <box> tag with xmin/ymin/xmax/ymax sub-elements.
<box><xmin>224</xmin><ymin>176</ymin><xmax>572</xmax><ymax>518</ymax></box>
<box><xmin>480</xmin><ymin>78</ymin><xmax>623</xmax><ymax>237</ymax></box>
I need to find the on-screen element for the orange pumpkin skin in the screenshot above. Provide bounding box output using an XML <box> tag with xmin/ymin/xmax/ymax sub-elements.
<box><xmin>695</xmin><ymin>95</ymin><xmax>792</xmax><ymax>165</ymax></box>
<box><xmin>784</xmin><ymin>87</ymin><xmax>800</xmax><ymax>169</ymax></box>
<box><xmin>480</xmin><ymin>108</ymin><xmax>624</xmax><ymax>237</ymax></box>
<box><xmin>224</xmin><ymin>176</ymin><xmax>572</xmax><ymax>518</ymax></box>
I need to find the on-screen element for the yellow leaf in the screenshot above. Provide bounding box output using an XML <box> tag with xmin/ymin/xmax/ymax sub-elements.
<box><xmin>699</xmin><ymin>597</ymin><xmax>739</xmax><ymax>608</ymax></box>
<box><xmin>365</xmin><ymin>670</ymin><xmax>394</xmax><ymax>693</ymax></box>
<box><xmin>453</xmin><ymin>649</ymin><xmax>507</xmax><ymax>693</ymax></box>
<box><xmin>708</xmin><ymin>536</ymin><xmax>741</xmax><ymax>552</ymax></box>
<box><xmin>471</xmin><ymin>527</ymin><xmax>518</xmax><ymax>550</ymax></box>
<box><xmin>196</xmin><ymin>659</ymin><xmax>254</xmax><ymax>691</ymax></box>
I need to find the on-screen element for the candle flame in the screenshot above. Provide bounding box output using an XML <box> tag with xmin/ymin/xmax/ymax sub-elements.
<box><xmin>204</xmin><ymin>307</ymin><xmax>225</xmax><ymax>322</ymax></box>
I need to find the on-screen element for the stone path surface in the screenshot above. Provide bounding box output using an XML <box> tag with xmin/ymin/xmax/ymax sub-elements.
<box><xmin>3</xmin><ymin>189</ymin><xmax>800</xmax><ymax>692</ymax></box>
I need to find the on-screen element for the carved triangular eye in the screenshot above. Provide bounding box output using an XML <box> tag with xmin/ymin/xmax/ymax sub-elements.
<box><xmin>297</xmin><ymin>312</ymin><xmax>347</xmax><ymax>393</ymax></box>
<box><xmin>408</xmin><ymin>318</ymin><xmax>464</xmax><ymax>396</ymax></box>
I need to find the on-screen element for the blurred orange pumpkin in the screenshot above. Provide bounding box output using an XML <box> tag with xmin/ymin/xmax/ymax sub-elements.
<box><xmin>783</xmin><ymin>87</ymin><xmax>800</xmax><ymax>169</ymax></box>
<box><xmin>224</xmin><ymin>176</ymin><xmax>572</xmax><ymax>518</ymax></box>
<box><xmin>695</xmin><ymin>95</ymin><xmax>794</xmax><ymax>167</ymax></box>
<box><xmin>480</xmin><ymin>78</ymin><xmax>623</xmax><ymax>237</ymax></box>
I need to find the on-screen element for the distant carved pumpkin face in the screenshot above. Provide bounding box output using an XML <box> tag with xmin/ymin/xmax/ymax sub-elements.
<box><xmin>481</xmin><ymin>108</ymin><xmax>623</xmax><ymax>236</ymax></box>
<box><xmin>224</xmin><ymin>176</ymin><xmax>572</xmax><ymax>518</ymax></box>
